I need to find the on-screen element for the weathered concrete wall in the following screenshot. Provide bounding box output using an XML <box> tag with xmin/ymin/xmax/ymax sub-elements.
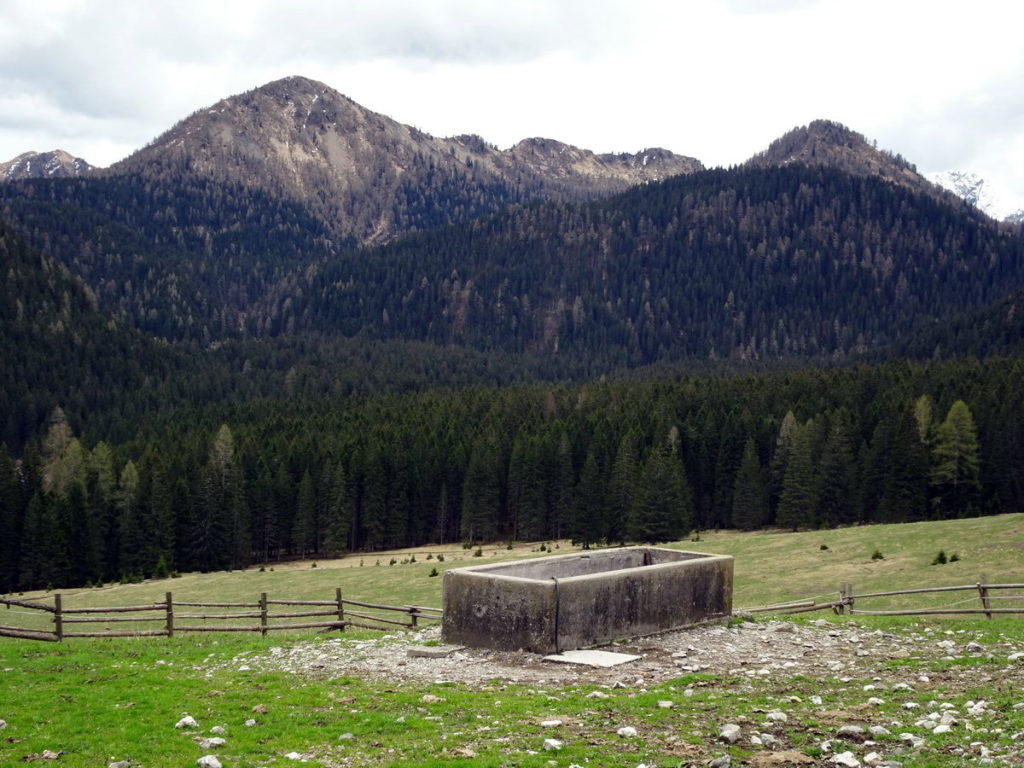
<box><xmin>442</xmin><ymin>547</ymin><xmax>733</xmax><ymax>653</ymax></box>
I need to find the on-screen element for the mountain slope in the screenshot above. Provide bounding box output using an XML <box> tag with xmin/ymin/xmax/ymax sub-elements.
<box><xmin>1</xmin><ymin>150</ymin><xmax>94</xmax><ymax>181</ymax></box>
<box><xmin>290</xmin><ymin>164</ymin><xmax>1024</xmax><ymax>365</ymax></box>
<box><xmin>746</xmin><ymin>120</ymin><xmax>967</xmax><ymax>211</ymax></box>
<box><xmin>111</xmin><ymin>75</ymin><xmax>702</xmax><ymax>243</ymax></box>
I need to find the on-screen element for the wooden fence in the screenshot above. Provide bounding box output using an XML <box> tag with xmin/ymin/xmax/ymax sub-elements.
<box><xmin>0</xmin><ymin>589</ymin><xmax>442</xmax><ymax>642</ymax></box>
<box><xmin>742</xmin><ymin>574</ymin><xmax>1024</xmax><ymax>618</ymax></box>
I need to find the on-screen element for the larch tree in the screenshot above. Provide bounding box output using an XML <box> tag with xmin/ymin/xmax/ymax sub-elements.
<box><xmin>931</xmin><ymin>400</ymin><xmax>981</xmax><ymax>517</ymax></box>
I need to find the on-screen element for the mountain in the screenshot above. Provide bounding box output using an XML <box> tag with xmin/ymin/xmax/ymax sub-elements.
<box><xmin>744</xmin><ymin>120</ymin><xmax>969</xmax><ymax>208</ymax></box>
<box><xmin>1</xmin><ymin>150</ymin><xmax>94</xmax><ymax>181</ymax></box>
<box><xmin>928</xmin><ymin>169</ymin><xmax>1024</xmax><ymax>223</ymax></box>
<box><xmin>289</xmin><ymin>164</ymin><xmax>1024</xmax><ymax>365</ymax></box>
<box><xmin>111</xmin><ymin>75</ymin><xmax>702</xmax><ymax>243</ymax></box>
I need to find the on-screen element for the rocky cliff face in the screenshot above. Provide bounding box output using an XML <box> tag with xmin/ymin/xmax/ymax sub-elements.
<box><xmin>1</xmin><ymin>150</ymin><xmax>93</xmax><ymax>181</ymax></box>
<box><xmin>111</xmin><ymin>76</ymin><xmax>702</xmax><ymax>243</ymax></box>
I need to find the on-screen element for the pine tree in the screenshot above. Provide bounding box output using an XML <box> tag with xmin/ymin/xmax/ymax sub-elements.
<box><xmin>777</xmin><ymin>418</ymin><xmax>819</xmax><ymax>531</ymax></box>
<box><xmin>460</xmin><ymin>433</ymin><xmax>503</xmax><ymax>543</ymax></box>
<box><xmin>628</xmin><ymin>447</ymin><xmax>693</xmax><ymax>543</ymax></box>
<box><xmin>293</xmin><ymin>470</ymin><xmax>316</xmax><ymax>558</ymax></box>
<box><xmin>570</xmin><ymin>449</ymin><xmax>605</xmax><ymax>548</ymax></box>
<box><xmin>731</xmin><ymin>437</ymin><xmax>767</xmax><ymax>530</ymax></box>
<box><xmin>322</xmin><ymin>459</ymin><xmax>352</xmax><ymax>556</ymax></box>
<box><xmin>606</xmin><ymin>430</ymin><xmax>640</xmax><ymax>545</ymax></box>
<box><xmin>817</xmin><ymin>415</ymin><xmax>857</xmax><ymax>527</ymax></box>
<box><xmin>931</xmin><ymin>400</ymin><xmax>981</xmax><ymax>517</ymax></box>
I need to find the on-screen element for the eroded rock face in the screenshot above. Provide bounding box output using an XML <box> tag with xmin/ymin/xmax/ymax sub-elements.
<box><xmin>111</xmin><ymin>76</ymin><xmax>702</xmax><ymax>244</ymax></box>
<box><xmin>1</xmin><ymin>150</ymin><xmax>93</xmax><ymax>181</ymax></box>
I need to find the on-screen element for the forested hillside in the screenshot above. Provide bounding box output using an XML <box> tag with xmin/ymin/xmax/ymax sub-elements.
<box><xmin>3</xmin><ymin>357</ymin><xmax>1019</xmax><ymax>592</ymax></box>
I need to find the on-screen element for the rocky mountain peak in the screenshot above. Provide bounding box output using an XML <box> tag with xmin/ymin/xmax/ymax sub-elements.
<box><xmin>109</xmin><ymin>76</ymin><xmax>702</xmax><ymax>243</ymax></box>
<box><xmin>1</xmin><ymin>150</ymin><xmax>94</xmax><ymax>181</ymax></box>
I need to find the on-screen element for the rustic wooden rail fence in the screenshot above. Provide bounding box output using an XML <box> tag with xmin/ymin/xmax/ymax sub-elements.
<box><xmin>0</xmin><ymin>589</ymin><xmax>442</xmax><ymax>642</ymax></box>
<box><xmin>742</xmin><ymin>574</ymin><xmax>1024</xmax><ymax>618</ymax></box>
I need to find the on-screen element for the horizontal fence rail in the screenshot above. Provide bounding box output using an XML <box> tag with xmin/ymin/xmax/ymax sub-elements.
<box><xmin>741</xmin><ymin>574</ymin><xmax>1024</xmax><ymax>618</ymax></box>
<box><xmin>0</xmin><ymin>588</ymin><xmax>441</xmax><ymax>642</ymax></box>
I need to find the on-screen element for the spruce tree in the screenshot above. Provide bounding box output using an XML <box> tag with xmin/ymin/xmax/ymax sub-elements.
<box><xmin>776</xmin><ymin>419</ymin><xmax>819</xmax><ymax>530</ymax></box>
<box><xmin>731</xmin><ymin>437</ymin><xmax>767</xmax><ymax>530</ymax></box>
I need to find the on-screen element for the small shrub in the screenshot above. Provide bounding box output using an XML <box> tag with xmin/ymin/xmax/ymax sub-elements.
<box><xmin>539</xmin><ymin>543</ymin><xmax>547</xmax><ymax>552</ymax></box>
<box><xmin>311</xmin><ymin>562</ymin><xmax>317</xmax><ymax>568</ymax></box>
<box><xmin>410</xmin><ymin>554</ymin><xmax>416</xmax><ymax>563</ymax></box>
<box><xmin>428</xmin><ymin>567</ymin><xmax>439</xmax><ymax>578</ymax></box>
<box><xmin>949</xmin><ymin>552</ymin><xmax>960</xmax><ymax>562</ymax></box>
<box><xmin>506</xmin><ymin>542</ymin><xmax>513</xmax><ymax>550</ymax></box>
<box><xmin>426</xmin><ymin>553</ymin><xmax>433</xmax><ymax>560</ymax></box>
<box><xmin>437</xmin><ymin>554</ymin><xmax>445</xmax><ymax>562</ymax></box>
<box><xmin>871</xmin><ymin>549</ymin><xmax>884</xmax><ymax>560</ymax></box>
<box><xmin>258</xmin><ymin>565</ymin><xmax>266</xmax><ymax>572</ymax></box>
<box><xmin>473</xmin><ymin>547</ymin><xmax>483</xmax><ymax>557</ymax></box>
<box><xmin>820</xmin><ymin>544</ymin><xmax>829</xmax><ymax>551</ymax></box>
<box><xmin>462</xmin><ymin>541</ymin><xmax>473</xmax><ymax>550</ymax></box>
<box><xmin>691</xmin><ymin>534</ymin><xmax>701</xmax><ymax>542</ymax></box>
<box><xmin>389</xmin><ymin>558</ymin><xmax>397</xmax><ymax>566</ymax></box>
<box><xmin>932</xmin><ymin>550</ymin><xmax>948</xmax><ymax>565</ymax></box>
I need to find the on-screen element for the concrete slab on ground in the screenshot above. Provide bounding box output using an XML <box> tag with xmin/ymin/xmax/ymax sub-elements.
<box><xmin>541</xmin><ymin>649</ymin><xmax>641</xmax><ymax>667</ymax></box>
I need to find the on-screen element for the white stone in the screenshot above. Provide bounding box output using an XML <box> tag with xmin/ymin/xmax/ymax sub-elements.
<box><xmin>838</xmin><ymin>725</ymin><xmax>865</xmax><ymax>737</ymax></box>
<box><xmin>868</xmin><ymin>697</ymin><xmax>885</xmax><ymax>706</ymax></box>
<box><xmin>657</xmin><ymin>700</ymin><xmax>674</xmax><ymax>709</ymax></box>
<box><xmin>863</xmin><ymin>752</ymin><xmax>884</xmax><ymax>767</ymax></box>
<box><xmin>586</xmin><ymin>691</ymin><xmax>610</xmax><ymax>699</ymax></box>
<box><xmin>868</xmin><ymin>726</ymin><xmax>891</xmax><ymax>736</ymax></box>
<box><xmin>709</xmin><ymin>756</ymin><xmax>732</xmax><ymax>768</ymax></box>
<box><xmin>719</xmin><ymin>724</ymin><xmax>742</xmax><ymax>744</ymax></box>
<box><xmin>543</xmin><ymin>738</ymin><xmax>563</xmax><ymax>751</ymax></box>
<box><xmin>284</xmin><ymin>752</ymin><xmax>303</xmax><ymax>760</ymax></box>
<box><xmin>244</xmin><ymin>719</ymin><xmax>256</xmax><ymax>727</ymax></box>
<box><xmin>811</xmin><ymin>696</ymin><xmax>823</xmax><ymax>705</ymax></box>
<box><xmin>197</xmin><ymin>737</ymin><xmax>226</xmax><ymax>749</ymax></box>
<box><xmin>176</xmin><ymin>715</ymin><xmax>199</xmax><ymax>729</ymax></box>
<box><xmin>900</xmin><ymin>733</ymin><xmax>925</xmax><ymax>748</ymax></box>
<box><xmin>831</xmin><ymin>751</ymin><xmax>860</xmax><ymax>767</ymax></box>
<box><xmin>766</xmin><ymin>711</ymin><xmax>788</xmax><ymax>722</ymax></box>
<box><xmin>1008</xmin><ymin>652</ymin><xmax>1023</xmax><ymax>662</ymax></box>
<box><xmin>197</xmin><ymin>757</ymin><xmax>222</xmax><ymax>768</ymax></box>
<box><xmin>966</xmin><ymin>641</ymin><xmax>984</xmax><ymax>653</ymax></box>
<box><xmin>933</xmin><ymin>724</ymin><xmax>952</xmax><ymax>734</ymax></box>
<box><xmin>540</xmin><ymin>720</ymin><xmax>563</xmax><ymax>728</ymax></box>
<box><xmin>617</xmin><ymin>726</ymin><xmax>638</xmax><ymax>737</ymax></box>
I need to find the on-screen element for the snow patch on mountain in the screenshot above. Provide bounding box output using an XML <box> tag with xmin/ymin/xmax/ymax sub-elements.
<box><xmin>929</xmin><ymin>170</ymin><xmax>1024</xmax><ymax>223</ymax></box>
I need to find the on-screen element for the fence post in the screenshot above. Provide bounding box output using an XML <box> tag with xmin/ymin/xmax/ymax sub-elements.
<box><xmin>53</xmin><ymin>593</ymin><xmax>63</xmax><ymax>642</ymax></box>
<box><xmin>336</xmin><ymin>587</ymin><xmax>345</xmax><ymax>632</ymax></box>
<box><xmin>260</xmin><ymin>592</ymin><xmax>268</xmax><ymax>636</ymax></box>
<box><xmin>978</xmin><ymin>574</ymin><xmax>992</xmax><ymax>620</ymax></box>
<box><xmin>410</xmin><ymin>607</ymin><xmax>418</xmax><ymax>629</ymax></box>
<box><xmin>846</xmin><ymin>583</ymin><xmax>855</xmax><ymax>615</ymax></box>
<box><xmin>836</xmin><ymin>584</ymin><xmax>846</xmax><ymax>615</ymax></box>
<box><xmin>165</xmin><ymin>591</ymin><xmax>174</xmax><ymax>638</ymax></box>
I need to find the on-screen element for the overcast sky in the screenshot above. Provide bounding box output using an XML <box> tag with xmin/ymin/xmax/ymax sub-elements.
<box><xmin>2</xmin><ymin>0</ymin><xmax>1023</xmax><ymax>213</ymax></box>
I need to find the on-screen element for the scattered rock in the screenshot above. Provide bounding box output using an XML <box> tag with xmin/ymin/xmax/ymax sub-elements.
<box><xmin>657</xmin><ymin>700</ymin><xmax>674</xmax><ymax>709</ymax></box>
<box><xmin>868</xmin><ymin>726</ymin><xmax>891</xmax><ymax>736</ymax></box>
<box><xmin>837</xmin><ymin>725</ymin><xmax>865</xmax><ymax>739</ymax></box>
<box><xmin>719</xmin><ymin>724</ymin><xmax>742</xmax><ymax>744</ymax></box>
<box><xmin>284</xmin><ymin>752</ymin><xmax>303</xmax><ymax>760</ymax></box>
<box><xmin>540</xmin><ymin>720</ymin><xmax>563</xmax><ymax>728</ymax></box>
<box><xmin>587</xmin><ymin>691</ymin><xmax>610</xmax><ymax>699</ymax></box>
<box><xmin>831</xmin><ymin>751</ymin><xmax>860</xmax><ymax>767</ymax></box>
<box><xmin>196</xmin><ymin>737</ymin><xmax>226</xmax><ymax>749</ymax></box>
<box><xmin>252</xmin><ymin>704</ymin><xmax>268</xmax><ymax>714</ymax></box>
<box><xmin>196</xmin><ymin>758</ymin><xmax>222</xmax><ymax>768</ymax></box>
<box><xmin>421</xmin><ymin>694</ymin><xmax>444</xmax><ymax>703</ymax></box>
<box><xmin>709</xmin><ymin>756</ymin><xmax>732</xmax><ymax>767</ymax></box>
<box><xmin>408</xmin><ymin>645</ymin><xmax>462</xmax><ymax>659</ymax></box>
<box><xmin>243</xmin><ymin>719</ymin><xmax>256</xmax><ymax>728</ymax></box>
<box><xmin>210</xmin><ymin>726</ymin><xmax>226</xmax><ymax>735</ymax></box>
<box><xmin>899</xmin><ymin>733</ymin><xmax>925</xmax><ymax>749</ymax></box>
<box><xmin>766</xmin><ymin>711</ymin><xmax>788</xmax><ymax>723</ymax></box>
<box><xmin>966</xmin><ymin>641</ymin><xmax>984</xmax><ymax>653</ymax></box>
<box><xmin>451</xmin><ymin>747</ymin><xmax>476</xmax><ymax>757</ymax></box>
<box><xmin>109</xmin><ymin>762</ymin><xmax>131</xmax><ymax>768</ymax></box>
<box><xmin>863</xmin><ymin>753</ymin><xmax>884</xmax><ymax>767</ymax></box>
<box><xmin>543</xmin><ymin>738</ymin><xmax>563</xmax><ymax>751</ymax></box>
<box><xmin>0</xmin><ymin>719</ymin><xmax>6</xmax><ymax>730</ymax></box>
<box><xmin>617</xmin><ymin>726</ymin><xmax>638</xmax><ymax>737</ymax></box>
<box><xmin>176</xmin><ymin>715</ymin><xmax>199</xmax><ymax>729</ymax></box>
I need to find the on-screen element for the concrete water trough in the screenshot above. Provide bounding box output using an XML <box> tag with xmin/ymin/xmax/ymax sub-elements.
<box><xmin>442</xmin><ymin>547</ymin><xmax>733</xmax><ymax>653</ymax></box>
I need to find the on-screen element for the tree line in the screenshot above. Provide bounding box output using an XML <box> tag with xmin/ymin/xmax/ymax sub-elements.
<box><xmin>2</xmin><ymin>357</ymin><xmax>1015</xmax><ymax>593</ymax></box>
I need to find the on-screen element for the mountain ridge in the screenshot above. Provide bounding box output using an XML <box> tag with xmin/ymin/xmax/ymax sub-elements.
<box><xmin>108</xmin><ymin>75</ymin><xmax>703</xmax><ymax>243</ymax></box>
<box><xmin>0</xmin><ymin>149</ymin><xmax>94</xmax><ymax>181</ymax></box>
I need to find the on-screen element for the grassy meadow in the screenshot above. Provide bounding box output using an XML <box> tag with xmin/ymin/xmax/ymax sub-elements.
<box><xmin>1</xmin><ymin>515</ymin><xmax>1023</xmax><ymax>767</ymax></box>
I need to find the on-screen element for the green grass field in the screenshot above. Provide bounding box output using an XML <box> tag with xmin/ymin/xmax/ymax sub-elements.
<box><xmin>2</xmin><ymin>515</ymin><xmax>1023</xmax><ymax>767</ymax></box>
